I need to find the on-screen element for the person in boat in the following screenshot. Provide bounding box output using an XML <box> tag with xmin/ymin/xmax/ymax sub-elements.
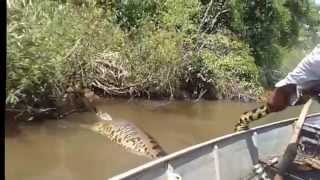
<box><xmin>268</xmin><ymin>44</ymin><xmax>320</xmax><ymax>180</ymax></box>
<box><xmin>267</xmin><ymin>44</ymin><xmax>320</xmax><ymax>113</ymax></box>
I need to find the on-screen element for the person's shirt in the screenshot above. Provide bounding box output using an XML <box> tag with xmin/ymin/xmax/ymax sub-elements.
<box><xmin>275</xmin><ymin>44</ymin><xmax>320</xmax><ymax>105</ymax></box>
<box><xmin>275</xmin><ymin>44</ymin><xmax>320</xmax><ymax>89</ymax></box>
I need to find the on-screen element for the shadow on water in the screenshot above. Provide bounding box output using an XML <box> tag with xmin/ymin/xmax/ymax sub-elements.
<box><xmin>5</xmin><ymin>100</ymin><xmax>320</xmax><ymax>180</ymax></box>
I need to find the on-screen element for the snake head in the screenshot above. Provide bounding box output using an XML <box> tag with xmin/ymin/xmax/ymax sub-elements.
<box><xmin>96</xmin><ymin>111</ymin><xmax>112</xmax><ymax>121</ymax></box>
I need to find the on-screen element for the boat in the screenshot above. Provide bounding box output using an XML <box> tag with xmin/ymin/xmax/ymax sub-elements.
<box><xmin>109</xmin><ymin>112</ymin><xmax>320</xmax><ymax>180</ymax></box>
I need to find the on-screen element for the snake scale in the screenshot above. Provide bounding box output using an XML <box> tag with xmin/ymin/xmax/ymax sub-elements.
<box><xmin>234</xmin><ymin>104</ymin><xmax>269</xmax><ymax>132</ymax></box>
<box><xmin>80</xmin><ymin>112</ymin><xmax>167</xmax><ymax>159</ymax></box>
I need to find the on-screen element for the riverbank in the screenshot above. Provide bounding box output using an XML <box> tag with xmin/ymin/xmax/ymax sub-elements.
<box><xmin>6</xmin><ymin>0</ymin><xmax>320</xmax><ymax>120</ymax></box>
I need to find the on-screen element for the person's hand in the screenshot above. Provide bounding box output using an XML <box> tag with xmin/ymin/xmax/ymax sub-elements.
<box><xmin>267</xmin><ymin>84</ymin><xmax>296</xmax><ymax>113</ymax></box>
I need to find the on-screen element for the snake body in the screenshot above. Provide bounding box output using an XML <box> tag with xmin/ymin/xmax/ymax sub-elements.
<box><xmin>64</xmin><ymin>75</ymin><xmax>167</xmax><ymax>159</ymax></box>
<box><xmin>234</xmin><ymin>104</ymin><xmax>270</xmax><ymax>132</ymax></box>
<box><xmin>80</xmin><ymin>112</ymin><xmax>167</xmax><ymax>159</ymax></box>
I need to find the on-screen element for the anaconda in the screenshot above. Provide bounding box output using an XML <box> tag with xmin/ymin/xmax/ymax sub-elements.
<box><xmin>234</xmin><ymin>99</ymin><xmax>319</xmax><ymax>132</ymax></box>
<box><xmin>234</xmin><ymin>82</ymin><xmax>320</xmax><ymax>132</ymax></box>
<box><xmin>64</xmin><ymin>73</ymin><xmax>167</xmax><ymax>159</ymax></box>
<box><xmin>80</xmin><ymin>112</ymin><xmax>167</xmax><ymax>159</ymax></box>
<box><xmin>234</xmin><ymin>104</ymin><xmax>269</xmax><ymax>132</ymax></box>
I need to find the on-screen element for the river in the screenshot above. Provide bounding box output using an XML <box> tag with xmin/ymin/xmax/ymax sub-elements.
<box><xmin>5</xmin><ymin>99</ymin><xmax>320</xmax><ymax>180</ymax></box>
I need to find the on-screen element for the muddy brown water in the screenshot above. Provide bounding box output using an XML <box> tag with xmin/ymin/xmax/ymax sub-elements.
<box><xmin>5</xmin><ymin>99</ymin><xmax>320</xmax><ymax>180</ymax></box>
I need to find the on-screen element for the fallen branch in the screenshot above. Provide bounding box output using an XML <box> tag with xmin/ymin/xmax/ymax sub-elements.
<box><xmin>208</xmin><ymin>9</ymin><xmax>230</xmax><ymax>31</ymax></box>
<box><xmin>193</xmin><ymin>89</ymin><xmax>207</xmax><ymax>103</ymax></box>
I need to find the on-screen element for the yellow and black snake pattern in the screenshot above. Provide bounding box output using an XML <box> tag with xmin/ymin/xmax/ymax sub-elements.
<box><xmin>81</xmin><ymin>120</ymin><xmax>167</xmax><ymax>159</ymax></box>
<box><xmin>64</xmin><ymin>73</ymin><xmax>167</xmax><ymax>159</ymax></box>
<box><xmin>234</xmin><ymin>104</ymin><xmax>270</xmax><ymax>132</ymax></box>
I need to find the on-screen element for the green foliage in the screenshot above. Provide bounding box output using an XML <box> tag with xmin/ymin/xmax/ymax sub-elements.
<box><xmin>181</xmin><ymin>33</ymin><xmax>263</xmax><ymax>99</ymax></box>
<box><xmin>230</xmin><ymin>0</ymin><xmax>279</xmax><ymax>64</ymax></box>
<box><xmin>120</xmin><ymin>25</ymin><xmax>185</xmax><ymax>97</ymax></box>
<box><xmin>108</xmin><ymin>0</ymin><xmax>163</xmax><ymax>30</ymax></box>
<box><xmin>203</xmin><ymin>33</ymin><xmax>262</xmax><ymax>98</ymax></box>
<box><xmin>6</xmin><ymin>0</ymin><xmax>124</xmax><ymax>107</ymax></box>
<box><xmin>7</xmin><ymin>0</ymin><xmax>319</xmax><ymax>109</ymax></box>
<box><xmin>7</xmin><ymin>0</ymin><xmax>71</xmax><ymax>106</ymax></box>
<box><xmin>198</xmin><ymin>0</ymin><xmax>231</xmax><ymax>33</ymax></box>
<box><xmin>160</xmin><ymin>0</ymin><xmax>201</xmax><ymax>33</ymax></box>
<box><xmin>230</xmin><ymin>0</ymin><xmax>319</xmax><ymax>86</ymax></box>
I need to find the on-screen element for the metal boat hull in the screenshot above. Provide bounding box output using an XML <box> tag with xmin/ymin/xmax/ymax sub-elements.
<box><xmin>110</xmin><ymin>113</ymin><xmax>320</xmax><ymax>180</ymax></box>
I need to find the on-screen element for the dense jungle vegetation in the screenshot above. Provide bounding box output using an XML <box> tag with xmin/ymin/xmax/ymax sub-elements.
<box><xmin>6</xmin><ymin>0</ymin><xmax>320</xmax><ymax>112</ymax></box>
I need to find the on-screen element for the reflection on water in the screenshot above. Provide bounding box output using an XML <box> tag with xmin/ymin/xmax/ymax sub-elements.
<box><xmin>5</xmin><ymin>100</ymin><xmax>320</xmax><ymax>179</ymax></box>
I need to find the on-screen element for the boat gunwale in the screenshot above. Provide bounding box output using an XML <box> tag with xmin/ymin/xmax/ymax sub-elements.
<box><xmin>109</xmin><ymin>112</ymin><xmax>320</xmax><ymax>180</ymax></box>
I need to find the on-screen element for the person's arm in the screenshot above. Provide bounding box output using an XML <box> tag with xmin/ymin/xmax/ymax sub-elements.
<box><xmin>272</xmin><ymin>142</ymin><xmax>299</xmax><ymax>180</ymax></box>
<box><xmin>267</xmin><ymin>80</ymin><xmax>320</xmax><ymax>113</ymax></box>
<box><xmin>268</xmin><ymin>45</ymin><xmax>320</xmax><ymax>112</ymax></box>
